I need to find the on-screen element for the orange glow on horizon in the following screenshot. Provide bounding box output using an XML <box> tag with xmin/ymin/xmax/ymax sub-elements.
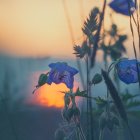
<box><xmin>0</xmin><ymin>0</ymin><xmax>136</xmax><ymax>58</ymax></box>
<box><xmin>31</xmin><ymin>82</ymin><xmax>78</xmax><ymax>108</ymax></box>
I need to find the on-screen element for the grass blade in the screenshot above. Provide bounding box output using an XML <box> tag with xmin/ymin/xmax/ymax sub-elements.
<box><xmin>101</xmin><ymin>69</ymin><xmax>128</xmax><ymax>123</ymax></box>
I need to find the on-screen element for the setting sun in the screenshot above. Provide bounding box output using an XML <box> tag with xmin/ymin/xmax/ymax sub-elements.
<box><xmin>31</xmin><ymin>82</ymin><xmax>78</xmax><ymax>108</ymax></box>
<box><xmin>34</xmin><ymin>83</ymin><xmax>68</xmax><ymax>108</ymax></box>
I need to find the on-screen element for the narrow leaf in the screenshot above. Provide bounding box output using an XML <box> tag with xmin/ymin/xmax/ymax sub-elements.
<box><xmin>121</xmin><ymin>92</ymin><xmax>140</xmax><ymax>102</ymax></box>
<box><xmin>102</xmin><ymin>69</ymin><xmax>128</xmax><ymax>124</ymax></box>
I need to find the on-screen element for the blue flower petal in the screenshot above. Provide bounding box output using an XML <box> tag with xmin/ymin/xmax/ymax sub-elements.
<box><xmin>49</xmin><ymin>62</ymin><xmax>67</xmax><ymax>72</ymax></box>
<box><xmin>116</xmin><ymin>59</ymin><xmax>140</xmax><ymax>84</ymax></box>
<box><xmin>61</xmin><ymin>71</ymin><xmax>74</xmax><ymax>88</ymax></box>
<box><xmin>65</xmin><ymin>65</ymin><xmax>78</xmax><ymax>75</ymax></box>
<box><xmin>46</xmin><ymin>62</ymin><xmax>78</xmax><ymax>88</ymax></box>
<box><xmin>109</xmin><ymin>0</ymin><xmax>135</xmax><ymax>16</ymax></box>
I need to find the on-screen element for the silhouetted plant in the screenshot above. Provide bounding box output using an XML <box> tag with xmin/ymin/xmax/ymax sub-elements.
<box><xmin>101</xmin><ymin>24</ymin><xmax>127</xmax><ymax>62</ymax></box>
<box><xmin>33</xmin><ymin>1</ymin><xmax>140</xmax><ymax>140</ymax></box>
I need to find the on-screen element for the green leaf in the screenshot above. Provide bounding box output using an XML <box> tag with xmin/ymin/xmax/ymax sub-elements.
<box><xmin>94</xmin><ymin>96</ymin><xmax>107</xmax><ymax>108</ymax></box>
<box><xmin>121</xmin><ymin>92</ymin><xmax>140</xmax><ymax>103</ymax></box>
<box><xmin>92</xmin><ymin>73</ymin><xmax>102</xmax><ymax>85</ymax></box>
<box><xmin>102</xmin><ymin>69</ymin><xmax>128</xmax><ymax>124</ymax></box>
<box><xmin>75</xmin><ymin>88</ymin><xmax>87</xmax><ymax>97</ymax></box>
<box><xmin>32</xmin><ymin>73</ymin><xmax>49</xmax><ymax>94</ymax></box>
<box><xmin>38</xmin><ymin>73</ymin><xmax>48</xmax><ymax>87</ymax></box>
<box><xmin>74</xmin><ymin>88</ymin><xmax>95</xmax><ymax>100</ymax></box>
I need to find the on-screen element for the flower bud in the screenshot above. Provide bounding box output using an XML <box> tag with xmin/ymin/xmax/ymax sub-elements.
<box><xmin>92</xmin><ymin>73</ymin><xmax>102</xmax><ymax>85</ymax></box>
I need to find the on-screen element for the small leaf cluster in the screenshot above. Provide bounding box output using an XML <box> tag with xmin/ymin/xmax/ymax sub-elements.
<box><xmin>73</xmin><ymin>7</ymin><xmax>100</xmax><ymax>59</ymax></box>
<box><xmin>101</xmin><ymin>24</ymin><xmax>127</xmax><ymax>61</ymax></box>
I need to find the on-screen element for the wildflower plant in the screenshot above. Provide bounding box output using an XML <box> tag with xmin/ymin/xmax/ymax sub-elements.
<box><xmin>33</xmin><ymin>0</ymin><xmax>140</xmax><ymax>140</ymax></box>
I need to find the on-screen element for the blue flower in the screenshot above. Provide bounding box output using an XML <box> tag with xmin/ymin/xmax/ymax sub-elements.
<box><xmin>115</xmin><ymin>59</ymin><xmax>140</xmax><ymax>84</ymax></box>
<box><xmin>109</xmin><ymin>0</ymin><xmax>135</xmax><ymax>16</ymax></box>
<box><xmin>46</xmin><ymin>62</ymin><xmax>78</xmax><ymax>89</ymax></box>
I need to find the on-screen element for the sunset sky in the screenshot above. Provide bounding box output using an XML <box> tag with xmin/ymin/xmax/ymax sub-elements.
<box><xmin>0</xmin><ymin>0</ymin><xmax>139</xmax><ymax>108</ymax></box>
<box><xmin>0</xmin><ymin>0</ymin><xmax>139</xmax><ymax>58</ymax></box>
<box><xmin>1</xmin><ymin>2</ymin><xmax>140</xmax><ymax>139</ymax></box>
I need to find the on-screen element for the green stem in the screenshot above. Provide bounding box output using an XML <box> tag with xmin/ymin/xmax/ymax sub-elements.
<box><xmin>99</xmin><ymin>129</ymin><xmax>104</xmax><ymax>140</ymax></box>
<box><xmin>86</xmin><ymin>54</ymin><xmax>94</xmax><ymax>140</ymax></box>
<box><xmin>86</xmin><ymin>55</ymin><xmax>90</xmax><ymax>140</ymax></box>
